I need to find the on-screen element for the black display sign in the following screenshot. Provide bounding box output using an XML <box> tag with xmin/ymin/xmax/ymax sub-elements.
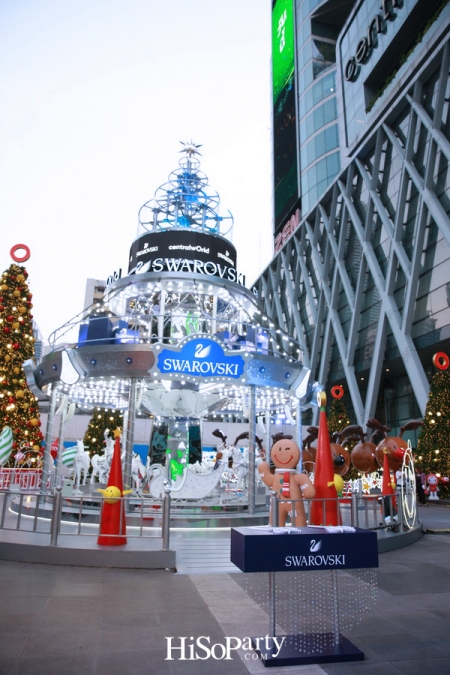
<box><xmin>231</xmin><ymin>527</ymin><xmax>378</xmax><ymax>573</ymax></box>
<box><xmin>128</xmin><ymin>230</ymin><xmax>244</xmax><ymax>285</ymax></box>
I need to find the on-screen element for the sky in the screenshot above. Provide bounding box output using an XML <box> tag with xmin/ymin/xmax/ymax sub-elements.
<box><xmin>0</xmin><ymin>0</ymin><xmax>273</xmax><ymax>344</ymax></box>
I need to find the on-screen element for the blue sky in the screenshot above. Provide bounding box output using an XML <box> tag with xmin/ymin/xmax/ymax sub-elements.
<box><xmin>0</xmin><ymin>0</ymin><xmax>273</xmax><ymax>342</ymax></box>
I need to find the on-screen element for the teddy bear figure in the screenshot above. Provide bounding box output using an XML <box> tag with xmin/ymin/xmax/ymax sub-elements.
<box><xmin>258</xmin><ymin>436</ymin><xmax>315</xmax><ymax>527</ymax></box>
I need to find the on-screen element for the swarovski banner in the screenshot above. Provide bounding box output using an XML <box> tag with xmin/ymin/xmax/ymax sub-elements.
<box><xmin>156</xmin><ymin>337</ymin><xmax>246</xmax><ymax>380</ymax></box>
<box><xmin>128</xmin><ymin>230</ymin><xmax>244</xmax><ymax>284</ymax></box>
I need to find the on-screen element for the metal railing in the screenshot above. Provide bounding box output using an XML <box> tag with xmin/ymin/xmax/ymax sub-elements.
<box><xmin>269</xmin><ymin>492</ymin><xmax>415</xmax><ymax>532</ymax></box>
<box><xmin>0</xmin><ymin>486</ymin><xmax>415</xmax><ymax>556</ymax></box>
<box><xmin>0</xmin><ymin>487</ymin><xmax>171</xmax><ymax>550</ymax></box>
<box><xmin>48</xmin><ymin>312</ymin><xmax>303</xmax><ymax>361</ymax></box>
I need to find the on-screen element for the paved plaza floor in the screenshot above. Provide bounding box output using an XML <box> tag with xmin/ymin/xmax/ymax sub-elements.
<box><xmin>0</xmin><ymin>504</ymin><xmax>449</xmax><ymax>675</ymax></box>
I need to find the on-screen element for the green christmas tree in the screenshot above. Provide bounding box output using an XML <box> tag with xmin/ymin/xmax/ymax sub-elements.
<box><xmin>0</xmin><ymin>263</ymin><xmax>42</xmax><ymax>460</ymax></box>
<box><xmin>83</xmin><ymin>408</ymin><xmax>123</xmax><ymax>458</ymax></box>
<box><xmin>327</xmin><ymin>398</ymin><xmax>350</xmax><ymax>435</ymax></box>
<box><xmin>417</xmin><ymin>368</ymin><xmax>450</xmax><ymax>499</ymax></box>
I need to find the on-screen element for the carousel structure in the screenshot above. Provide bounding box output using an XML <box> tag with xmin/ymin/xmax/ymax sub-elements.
<box><xmin>24</xmin><ymin>143</ymin><xmax>319</xmax><ymax>523</ymax></box>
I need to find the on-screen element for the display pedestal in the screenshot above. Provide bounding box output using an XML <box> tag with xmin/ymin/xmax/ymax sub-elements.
<box><xmin>251</xmin><ymin>633</ymin><xmax>364</xmax><ymax>667</ymax></box>
<box><xmin>231</xmin><ymin>525</ymin><xmax>378</xmax><ymax>668</ymax></box>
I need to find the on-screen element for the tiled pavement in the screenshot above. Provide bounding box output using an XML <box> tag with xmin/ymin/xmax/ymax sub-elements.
<box><xmin>0</xmin><ymin>505</ymin><xmax>449</xmax><ymax>675</ymax></box>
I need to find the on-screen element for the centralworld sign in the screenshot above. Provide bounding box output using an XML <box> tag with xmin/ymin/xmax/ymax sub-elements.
<box><xmin>344</xmin><ymin>0</ymin><xmax>405</xmax><ymax>82</ymax></box>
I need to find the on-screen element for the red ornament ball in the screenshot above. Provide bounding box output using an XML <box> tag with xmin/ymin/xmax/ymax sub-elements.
<box><xmin>8</xmin><ymin>397</ymin><xmax>15</xmax><ymax>403</ymax></box>
<box><xmin>433</xmin><ymin>352</ymin><xmax>449</xmax><ymax>370</ymax></box>
<box><xmin>441</xmin><ymin>476</ymin><xmax>450</xmax><ymax>485</ymax></box>
<box><xmin>6</xmin><ymin>315</ymin><xmax>14</xmax><ymax>322</ymax></box>
<box><xmin>3</xmin><ymin>326</ymin><xmax>11</xmax><ymax>334</ymax></box>
<box><xmin>0</xmin><ymin>305</ymin><xmax>4</xmax><ymax>311</ymax></box>
<box><xmin>12</xmin><ymin>343</ymin><xmax>20</xmax><ymax>350</ymax></box>
<box><xmin>10</xmin><ymin>275</ymin><xmax>16</xmax><ymax>281</ymax></box>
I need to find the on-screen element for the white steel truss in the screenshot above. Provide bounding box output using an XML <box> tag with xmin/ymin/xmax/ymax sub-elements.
<box><xmin>255</xmin><ymin>38</ymin><xmax>450</xmax><ymax>428</ymax></box>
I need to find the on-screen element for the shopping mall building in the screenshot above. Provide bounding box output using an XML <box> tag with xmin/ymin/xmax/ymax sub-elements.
<box><xmin>254</xmin><ymin>0</ymin><xmax>450</xmax><ymax>438</ymax></box>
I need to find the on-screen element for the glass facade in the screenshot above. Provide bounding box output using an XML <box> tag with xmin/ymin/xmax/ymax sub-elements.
<box><xmin>262</xmin><ymin>0</ymin><xmax>450</xmax><ymax>434</ymax></box>
<box><xmin>295</xmin><ymin>1</ymin><xmax>342</xmax><ymax>215</ymax></box>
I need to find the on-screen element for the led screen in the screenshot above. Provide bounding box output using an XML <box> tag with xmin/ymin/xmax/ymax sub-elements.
<box><xmin>272</xmin><ymin>0</ymin><xmax>299</xmax><ymax>233</ymax></box>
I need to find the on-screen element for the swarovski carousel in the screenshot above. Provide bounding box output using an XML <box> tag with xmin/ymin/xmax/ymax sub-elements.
<box><xmin>26</xmin><ymin>143</ymin><xmax>320</xmax><ymax>527</ymax></box>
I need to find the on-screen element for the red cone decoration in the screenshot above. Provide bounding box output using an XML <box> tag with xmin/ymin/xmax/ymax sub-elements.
<box><xmin>97</xmin><ymin>435</ymin><xmax>127</xmax><ymax>546</ymax></box>
<box><xmin>381</xmin><ymin>451</ymin><xmax>396</xmax><ymax>510</ymax></box>
<box><xmin>309</xmin><ymin>404</ymin><xmax>341</xmax><ymax>526</ymax></box>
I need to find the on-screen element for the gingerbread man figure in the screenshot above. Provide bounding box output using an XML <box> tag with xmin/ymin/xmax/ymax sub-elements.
<box><xmin>258</xmin><ymin>436</ymin><xmax>315</xmax><ymax>526</ymax></box>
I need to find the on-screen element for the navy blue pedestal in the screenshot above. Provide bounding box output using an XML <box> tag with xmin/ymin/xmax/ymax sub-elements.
<box><xmin>231</xmin><ymin>526</ymin><xmax>378</xmax><ymax>667</ymax></box>
<box><xmin>251</xmin><ymin>633</ymin><xmax>364</xmax><ymax>667</ymax></box>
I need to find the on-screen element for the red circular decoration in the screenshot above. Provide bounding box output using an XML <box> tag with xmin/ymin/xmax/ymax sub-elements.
<box><xmin>331</xmin><ymin>385</ymin><xmax>344</xmax><ymax>399</ymax></box>
<box><xmin>433</xmin><ymin>352</ymin><xmax>449</xmax><ymax>370</ymax></box>
<box><xmin>10</xmin><ymin>244</ymin><xmax>30</xmax><ymax>263</ymax></box>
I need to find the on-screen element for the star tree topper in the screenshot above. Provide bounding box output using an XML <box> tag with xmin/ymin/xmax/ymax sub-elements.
<box><xmin>179</xmin><ymin>140</ymin><xmax>202</xmax><ymax>157</ymax></box>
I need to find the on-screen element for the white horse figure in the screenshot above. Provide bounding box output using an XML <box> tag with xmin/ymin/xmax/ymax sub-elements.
<box><xmin>131</xmin><ymin>453</ymin><xmax>146</xmax><ymax>492</ymax></box>
<box><xmin>90</xmin><ymin>454</ymin><xmax>109</xmax><ymax>484</ymax></box>
<box><xmin>73</xmin><ymin>440</ymin><xmax>90</xmax><ymax>488</ymax></box>
<box><xmin>90</xmin><ymin>431</ymin><xmax>116</xmax><ymax>485</ymax></box>
<box><xmin>228</xmin><ymin>445</ymin><xmax>249</xmax><ymax>490</ymax></box>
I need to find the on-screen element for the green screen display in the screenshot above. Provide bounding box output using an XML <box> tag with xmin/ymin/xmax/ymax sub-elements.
<box><xmin>272</xmin><ymin>0</ymin><xmax>295</xmax><ymax>104</ymax></box>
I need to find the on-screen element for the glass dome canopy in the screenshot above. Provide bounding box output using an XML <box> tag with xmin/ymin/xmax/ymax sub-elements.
<box><xmin>137</xmin><ymin>142</ymin><xmax>234</xmax><ymax>238</ymax></box>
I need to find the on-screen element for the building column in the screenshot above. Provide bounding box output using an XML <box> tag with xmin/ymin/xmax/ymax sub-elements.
<box><xmin>40</xmin><ymin>386</ymin><xmax>58</xmax><ymax>495</ymax></box>
<box><xmin>248</xmin><ymin>385</ymin><xmax>256</xmax><ymax>514</ymax></box>
<box><xmin>123</xmin><ymin>379</ymin><xmax>137</xmax><ymax>493</ymax></box>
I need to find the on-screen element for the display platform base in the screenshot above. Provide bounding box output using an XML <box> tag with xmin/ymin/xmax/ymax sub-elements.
<box><xmin>251</xmin><ymin>633</ymin><xmax>364</xmax><ymax>667</ymax></box>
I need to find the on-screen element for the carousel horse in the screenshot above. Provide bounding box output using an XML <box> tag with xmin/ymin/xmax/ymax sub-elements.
<box><xmin>131</xmin><ymin>453</ymin><xmax>147</xmax><ymax>492</ymax></box>
<box><xmin>73</xmin><ymin>440</ymin><xmax>90</xmax><ymax>488</ymax></box>
<box><xmin>90</xmin><ymin>430</ymin><xmax>116</xmax><ymax>484</ymax></box>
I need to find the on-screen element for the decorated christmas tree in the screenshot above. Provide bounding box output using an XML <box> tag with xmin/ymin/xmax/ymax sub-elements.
<box><xmin>0</xmin><ymin>262</ymin><xmax>42</xmax><ymax>459</ymax></box>
<box><xmin>327</xmin><ymin>388</ymin><xmax>350</xmax><ymax>435</ymax></box>
<box><xmin>417</xmin><ymin>355</ymin><xmax>450</xmax><ymax>498</ymax></box>
<box><xmin>83</xmin><ymin>408</ymin><xmax>123</xmax><ymax>458</ymax></box>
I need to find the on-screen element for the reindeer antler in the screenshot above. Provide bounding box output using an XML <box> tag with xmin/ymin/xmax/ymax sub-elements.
<box><xmin>212</xmin><ymin>429</ymin><xmax>227</xmax><ymax>443</ymax></box>
<box><xmin>399</xmin><ymin>420</ymin><xmax>423</xmax><ymax>438</ymax></box>
<box><xmin>338</xmin><ymin>425</ymin><xmax>365</xmax><ymax>444</ymax></box>
<box><xmin>233</xmin><ymin>431</ymin><xmax>249</xmax><ymax>446</ymax></box>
